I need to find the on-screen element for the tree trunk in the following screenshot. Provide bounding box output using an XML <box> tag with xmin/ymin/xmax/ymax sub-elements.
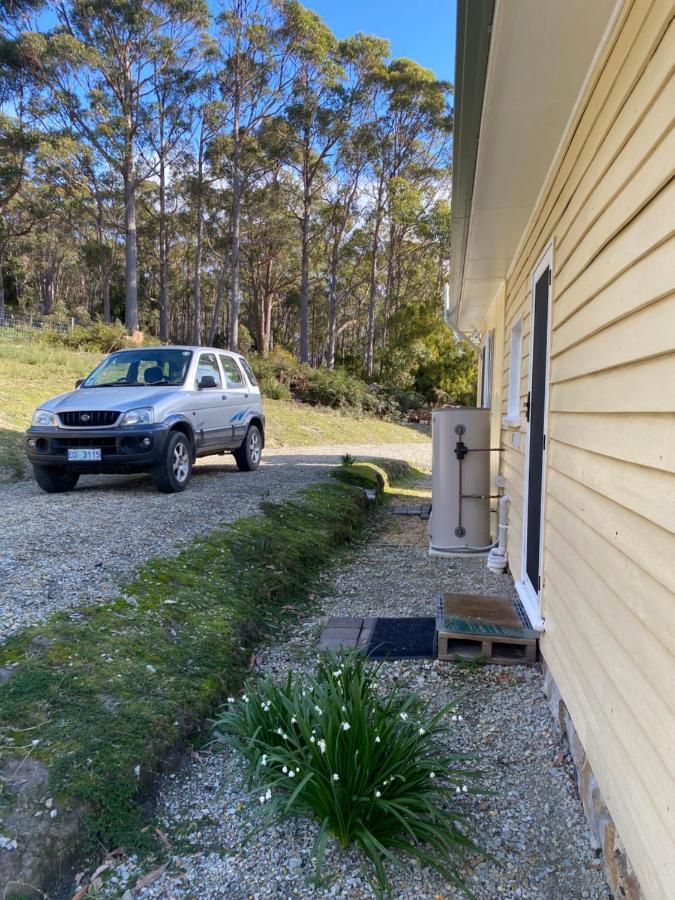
<box><xmin>192</xmin><ymin>126</ymin><xmax>205</xmax><ymax>345</ymax></box>
<box><xmin>0</xmin><ymin>259</ymin><xmax>5</xmax><ymax>318</ymax></box>
<box><xmin>102</xmin><ymin>268</ymin><xmax>111</xmax><ymax>323</ymax></box>
<box><xmin>299</xmin><ymin>192</ymin><xmax>310</xmax><ymax>363</ymax></box>
<box><xmin>229</xmin><ymin>73</ymin><xmax>242</xmax><ymax>352</ymax></box>
<box><xmin>262</xmin><ymin>292</ymin><xmax>273</xmax><ymax>357</ymax></box>
<box><xmin>381</xmin><ymin>219</ymin><xmax>396</xmax><ymax>356</ymax></box>
<box><xmin>95</xmin><ymin>187</ymin><xmax>111</xmax><ymax>324</ymax></box>
<box><xmin>366</xmin><ymin>176</ymin><xmax>385</xmax><ymax>377</ymax></box>
<box><xmin>229</xmin><ymin>170</ymin><xmax>241</xmax><ymax>351</ymax></box>
<box><xmin>299</xmin><ymin>123</ymin><xmax>312</xmax><ymax>364</ymax></box>
<box><xmin>208</xmin><ymin>255</ymin><xmax>228</xmax><ymax>346</ymax></box>
<box><xmin>158</xmin><ymin>152</ymin><xmax>169</xmax><ymax>342</ymax></box>
<box><xmin>124</xmin><ymin>166</ymin><xmax>139</xmax><ymax>332</ymax></box>
<box><xmin>326</xmin><ymin>239</ymin><xmax>339</xmax><ymax>369</ymax></box>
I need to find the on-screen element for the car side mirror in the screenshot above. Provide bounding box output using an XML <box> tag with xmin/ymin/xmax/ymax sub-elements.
<box><xmin>198</xmin><ymin>375</ymin><xmax>217</xmax><ymax>390</ymax></box>
<box><xmin>75</xmin><ymin>378</ymin><xmax>83</xmax><ymax>388</ymax></box>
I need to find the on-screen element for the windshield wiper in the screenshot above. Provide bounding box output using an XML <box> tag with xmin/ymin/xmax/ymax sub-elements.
<box><xmin>84</xmin><ymin>381</ymin><xmax>144</xmax><ymax>387</ymax></box>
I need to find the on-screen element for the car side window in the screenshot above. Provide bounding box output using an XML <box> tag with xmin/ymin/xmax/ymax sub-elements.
<box><xmin>219</xmin><ymin>355</ymin><xmax>244</xmax><ymax>389</ymax></box>
<box><xmin>195</xmin><ymin>353</ymin><xmax>222</xmax><ymax>389</ymax></box>
<box><xmin>238</xmin><ymin>356</ymin><xmax>258</xmax><ymax>386</ymax></box>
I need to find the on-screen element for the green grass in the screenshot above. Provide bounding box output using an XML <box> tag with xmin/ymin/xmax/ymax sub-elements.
<box><xmin>0</xmin><ymin>480</ymin><xmax>373</xmax><ymax>861</ymax></box>
<box><xmin>0</xmin><ymin>341</ymin><xmax>428</xmax><ymax>478</ymax></box>
<box><xmin>264</xmin><ymin>400</ymin><xmax>428</xmax><ymax>449</ymax></box>
<box><xmin>0</xmin><ymin>342</ymin><xmax>102</xmax><ymax>477</ymax></box>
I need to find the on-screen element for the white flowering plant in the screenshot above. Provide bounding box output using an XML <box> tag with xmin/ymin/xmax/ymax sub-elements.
<box><xmin>212</xmin><ymin>651</ymin><xmax>478</xmax><ymax>893</ymax></box>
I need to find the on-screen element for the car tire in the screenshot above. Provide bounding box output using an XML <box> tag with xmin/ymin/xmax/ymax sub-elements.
<box><xmin>33</xmin><ymin>465</ymin><xmax>80</xmax><ymax>493</ymax></box>
<box><xmin>152</xmin><ymin>431</ymin><xmax>193</xmax><ymax>493</ymax></box>
<box><xmin>234</xmin><ymin>424</ymin><xmax>262</xmax><ymax>472</ymax></box>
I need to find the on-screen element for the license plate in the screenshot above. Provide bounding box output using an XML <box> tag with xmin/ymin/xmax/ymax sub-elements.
<box><xmin>67</xmin><ymin>448</ymin><xmax>102</xmax><ymax>461</ymax></box>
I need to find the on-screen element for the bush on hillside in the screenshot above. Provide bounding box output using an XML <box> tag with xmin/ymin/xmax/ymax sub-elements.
<box><xmin>41</xmin><ymin>322</ymin><xmax>129</xmax><ymax>353</ymax></box>
<box><xmin>259</xmin><ymin>376</ymin><xmax>292</xmax><ymax>401</ymax></box>
<box><xmin>248</xmin><ymin>351</ymin><xmax>404</xmax><ymax>419</ymax></box>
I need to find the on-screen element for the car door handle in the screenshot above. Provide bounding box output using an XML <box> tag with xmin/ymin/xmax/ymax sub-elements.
<box><xmin>221</xmin><ymin>394</ymin><xmax>228</xmax><ymax>401</ymax></box>
<box><xmin>244</xmin><ymin>393</ymin><xmax>249</xmax><ymax>398</ymax></box>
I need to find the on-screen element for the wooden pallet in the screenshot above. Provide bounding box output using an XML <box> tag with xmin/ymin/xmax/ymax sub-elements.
<box><xmin>436</xmin><ymin>592</ymin><xmax>538</xmax><ymax>666</ymax></box>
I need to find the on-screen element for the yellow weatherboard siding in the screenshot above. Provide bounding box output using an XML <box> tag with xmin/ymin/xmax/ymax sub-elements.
<box><xmin>481</xmin><ymin>1</ymin><xmax>675</xmax><ymax>896</ymax></box>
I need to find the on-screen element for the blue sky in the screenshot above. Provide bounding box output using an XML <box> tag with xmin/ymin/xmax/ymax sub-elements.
<box><xmin>305</xmin><ymin>0</ymin><xmax>456</xmax><ymax>84</ymax></box>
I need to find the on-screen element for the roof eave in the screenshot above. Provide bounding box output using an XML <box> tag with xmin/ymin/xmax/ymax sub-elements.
<box><xmin>448</xmin><ymin>0</ymin><xmax>495</xmax><ymax>332</ymax></box>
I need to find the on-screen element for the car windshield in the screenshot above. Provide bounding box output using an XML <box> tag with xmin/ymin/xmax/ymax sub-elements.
<box><xmin>82</xmin><ymin>349</ymin><xmax>193</xmax><ymax>388</ymax></box>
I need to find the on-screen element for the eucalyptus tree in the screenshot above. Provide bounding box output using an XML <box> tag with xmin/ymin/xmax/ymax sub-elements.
<box><xmin>0</xmin><ymin>1</ymin><xmax>46</xmax><ymax>314</ymax></box>
<box><xmin>275</xmin><ymin>0</ymin><xmax>351</xmax><ymax>363</ymax></box>
<box><xmin>31</xmin><ymin>137</ymin><xmax>123</xmax><ymax>322</ymax></box>
<box><xmin>213</xmin><ymin>0</ymin><xmax>292</xmax><ymax>352</ymax></box>
<box><xmin>321</xmin><ymin>33</ymin><xmax>388</xmax><ymax>369</ymax></box>
<box><xmin>241</xmin><ymin>168</ymin><xmax>297</xmax><ymax>356</ymax></box>
<box><xmin>145</xmin><ymin>33</ymin><xmax>203</xmax><ymax>341</ymax></box>
<box><xmin>39</xmin><ymin>0</ymin><xmax>208</xmax><ymax>331</ymax></box>
<box><xmin>362</xmin><ymin>58</ymin><xmax>451</xmax><ymax>374</ymax></box>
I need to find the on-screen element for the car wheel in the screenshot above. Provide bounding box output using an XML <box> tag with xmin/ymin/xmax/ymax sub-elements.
<box><xmin>33</xmin><ymin>465</ymin><xmax>80</xmax><ymax>494</ymax></box>
<box><xmin>234</xmin><ymin>424</ymin><xmax>262</xmax><ymax>472</ymax></box>
<box><xmin>152</xmin><ymin>431</ymin><xmax>193</xmax><ymax>493</ymax></box>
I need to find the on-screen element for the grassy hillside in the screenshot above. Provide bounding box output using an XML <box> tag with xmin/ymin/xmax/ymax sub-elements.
<box><xmin>0</xmin><ymin>341</ymin><xmax>428</xmax><ymax>479</ymax></box>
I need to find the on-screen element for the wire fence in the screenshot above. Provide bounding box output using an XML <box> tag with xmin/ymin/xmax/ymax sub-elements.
<box><xmin>0</xmin><ymin>311</ymin><xmax>74</xmax><ymax>342</ymax></box>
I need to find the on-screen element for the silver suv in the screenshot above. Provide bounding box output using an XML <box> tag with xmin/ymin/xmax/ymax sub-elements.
<box><xmin>26</xmin><ymin>346</ymin><xmax>265</xmax><ymax>493</ymax></box>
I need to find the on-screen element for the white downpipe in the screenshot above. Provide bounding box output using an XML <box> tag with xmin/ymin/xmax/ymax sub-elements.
<box><xmin>487</xmin><ymin>495</ymin><xmax>510</xmax><ymax>574</ymax></box>
<box><xmin>443</xmin><ymin>282</ymin><xmax>471</xmax><ymax>343</ymax></box>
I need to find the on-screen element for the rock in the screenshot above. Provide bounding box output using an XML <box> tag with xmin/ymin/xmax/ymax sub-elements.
<box><xmin>0</xmin><ymin>756</ymin><xmax>85</xmax><ymax>898</ymax></box>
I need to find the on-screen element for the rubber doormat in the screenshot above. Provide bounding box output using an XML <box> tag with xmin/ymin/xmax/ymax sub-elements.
<box><xmin>366</xmin><ymin>617</ymin><xmax>436</xmax><ymax>659</ymax></box>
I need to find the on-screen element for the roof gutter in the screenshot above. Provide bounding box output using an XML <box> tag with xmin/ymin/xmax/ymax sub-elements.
<box><xmin>448</xmin><ymin>0</ymin><xmax>495</xmax><ymax>330</ymax></box>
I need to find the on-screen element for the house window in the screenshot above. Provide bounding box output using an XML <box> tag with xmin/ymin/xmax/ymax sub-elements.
<box><xmin>479</xmin><ymin>330</ymin><xmax>494</xmax><ymax>408</ymax></box>
<box><xmin>505</xmin><ymin>318</ymin><xmax>523</xmax><ymax>424</ymax></box>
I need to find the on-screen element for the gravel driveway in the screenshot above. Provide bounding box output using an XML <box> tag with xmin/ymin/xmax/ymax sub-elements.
<box><xmin>0</xmin><ymin>442</ymin><xmax>430</xmax><ymax>643</ymax></box>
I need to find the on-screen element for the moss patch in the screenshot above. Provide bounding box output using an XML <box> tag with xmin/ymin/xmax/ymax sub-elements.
<box><xmin>330</xmin><ymin>462</ymin><xmax>386</xmax><ymax>496</ymax></box>
<box><xmin>0</xmin><ymin>481</ymin><xmax>371</xmax><ymax>871</ymax></box>
<box><xmin>328</xmin><ymin>458</ymin><xmax>419</xmax><ymax>500</ymax></box>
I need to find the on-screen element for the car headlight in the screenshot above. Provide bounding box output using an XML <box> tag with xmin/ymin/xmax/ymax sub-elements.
<box><xmin>120</xmin><ymin>407</ymin><xmax>154</xmax><ymax>427</ymax></box>
<box><xmin>32</xmin><ymin>409</ymin><xmax>59</xmax><ymax>427</ymax></box>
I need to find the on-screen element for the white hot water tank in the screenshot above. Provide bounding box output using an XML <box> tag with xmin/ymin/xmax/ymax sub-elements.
<box><xmin>428</xmin><ymin>407</ymin><xmax>492</xmax><ymax>555</ymax></box>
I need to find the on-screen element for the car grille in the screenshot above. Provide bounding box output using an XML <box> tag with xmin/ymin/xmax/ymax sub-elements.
<box><xmin>51</xmin><ymin>436</ymin><xmax>118</xmax><ymax>457</ymax></box>
<box><xmin>59</xmin><ymin>410</ymin><xmax>120</xmax><ymax>427</ymax></box>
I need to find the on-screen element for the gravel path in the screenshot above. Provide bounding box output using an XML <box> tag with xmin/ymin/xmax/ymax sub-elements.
<box><xmin>96</xmin><ymin>484</ymin><xmax>610</xmax><ymax>900</ymax></box>
<box><xmin>0</xmin><ymin>442</ymin><xmax>431</xmax><ymax>642</ymax></box>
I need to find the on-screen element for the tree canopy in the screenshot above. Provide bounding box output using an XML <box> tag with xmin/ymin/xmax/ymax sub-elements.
<box><xmin>0</xmin><ymin>0</ymin><xmax>475</xmax><ymax>398</ymax></box>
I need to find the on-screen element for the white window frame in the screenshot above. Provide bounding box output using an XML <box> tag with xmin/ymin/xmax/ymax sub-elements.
<box><xmin>479</xmin><ymin>330</ymin><xmax>494</xmax><ymax>409</ymax></box>
<box><xmin>502</xmin><ymin>317</ymin><xmax>523</xmax><ymax>427</ymax></box>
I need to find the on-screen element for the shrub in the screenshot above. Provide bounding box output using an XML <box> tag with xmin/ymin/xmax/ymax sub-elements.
<box><xmin>41</xmin><ymin>322</ymin><xmax>129</xmax><ymax>353</ymax></box>
<box><xmin>212</xmin><ymin>652</ymin><xmax>477</xmax><ymax>893</ymax></box>
<box><xmin>300</xmin><ymin>369</ymin><xmax>370</xmax><ymax>411</ymax></box>
<box><xmin>259</xmin><ymin>376</ymin><xmax>292</xmax><ymax>401</ymax></box>
<box><xmin>247</xmin><ymin>352</ymin><xmax>403</xmax><ymax>419</ymax></box>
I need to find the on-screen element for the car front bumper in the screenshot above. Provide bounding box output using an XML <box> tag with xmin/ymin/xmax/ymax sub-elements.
<box><xmin>25</xmin><ymin>424</ymin><xmax>172</xmax><ymax>472</ymax></box>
